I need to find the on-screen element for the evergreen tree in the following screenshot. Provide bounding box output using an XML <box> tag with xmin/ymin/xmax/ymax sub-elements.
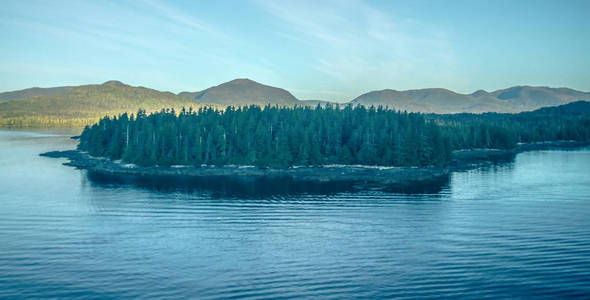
<box><xmin>78</xmin><ymin>104</ymin><xmax>590</xmax><ymax>168</ymax></box>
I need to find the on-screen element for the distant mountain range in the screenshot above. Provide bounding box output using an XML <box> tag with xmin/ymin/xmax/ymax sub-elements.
<box><xmin>350</xmin><ymin>86</ymin><xmax>590</xmax><ymax>114</ymax></box>
<box><xmin>176</xmin><ymin>80</ymin><xmax>590</xmax><ymax>113</ymax></box>
<box><xmin>1</xmin><ymin>78</ymin><xmax>588</xmax><ymax>127</ymax></box>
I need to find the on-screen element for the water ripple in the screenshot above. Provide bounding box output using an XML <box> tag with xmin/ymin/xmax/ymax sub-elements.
<box><xmin>2</xmin><ymin>133</ymin><xmax>590</xmax><ymax>298</ymax></box>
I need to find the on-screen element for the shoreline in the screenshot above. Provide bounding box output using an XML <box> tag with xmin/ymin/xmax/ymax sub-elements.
<box><xmin>41</xmin><ymin>141</ymin><xmax>589</xmax><ymax>190</ymax></box>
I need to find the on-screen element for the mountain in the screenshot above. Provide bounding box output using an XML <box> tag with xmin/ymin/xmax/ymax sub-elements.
<box><xmin>490</xmin><ymin>86</ymin><xmax>590</xmax><ymax>111</ymax></box>
<box><xmin>102</xmin><ymin>80</ymin><xmax>127</xmax><ymax>86</ymax></box>
<box><xmin>0</xmin><ymin>81</ymin><xmax>214</xmax><ymax>127</ymax></box>
<box><xmin>1</xmin><ymin>78</ymin><xmax>589</xmax><ymax>127</ymax></box>
<box><xmin>179</xmin><ymin>78</ymin><xmax>301</xmax><ymax>106</ymax></box>
<box><xmin>352</xmin><ymin>86</ymin><xmax>590</xmax><ymax>113</ymax></box>
<box><xmin>0</xmin><ymin>86</ymin><xmax>74</xmax><ymax>103</ymax></box>
<box><xmin>350</xmin><ymin>88</ymin><xmax>502</xmax><ymax>113</ymax></box>
<box><xmin>349</xmin><ymin>89</ymin><xmax>436</xmax><ymax>113</ymax></box>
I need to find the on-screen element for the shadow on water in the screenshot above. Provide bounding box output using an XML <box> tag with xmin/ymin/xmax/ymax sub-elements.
<box><xmin>85</xmin><ymin>170</ymin><xmax>454</xmax><ymax>198</ymax></box>
<box><xmin>383</xmin><ymin>174</ymin><xmax>451</xmax><ymax>194</ymax></box>
<box><xmin>83</xmin><ymin>152</ymin><xmax>523</xmax><ymax>198</ymax></box>
<box><xmin>386</xmin><ymin>151</ymin><xmax>520</xmax><ymax>195</ymax></box>
<box><xmin>451</xmin><ymin>150</ymin><xmax>516</xmax><ymax>167</ymax></box>
<box><xmin>85</xmin><ymin>171</ymin><xmax>360</xmax><ymax>198</ymax></box>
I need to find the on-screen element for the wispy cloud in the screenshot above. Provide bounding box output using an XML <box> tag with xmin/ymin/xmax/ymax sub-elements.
<box><xmin>0</xmin><ymin>0</ymin><xmax>282</xmax><ymax>91</ymax></box>
<box><xmin>140</xmin><ymin>0</ymin><xmax>231</xmax><ymax>41</ymax></box>
<box><xmin>256</xmin><ymin>0</ymin><xmax>459</xmax><ymax>95</ymax></box>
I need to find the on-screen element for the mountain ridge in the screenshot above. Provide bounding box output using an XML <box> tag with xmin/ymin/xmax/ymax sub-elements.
<box><xmin>351</xmin><ymin>85</ymin><xmax>590</xmax><ymax>113</ymax></box>
<box><xmin>1</xmin><ymin>79</ymin><xmax>589</xmax><ymax>120</ymax></box>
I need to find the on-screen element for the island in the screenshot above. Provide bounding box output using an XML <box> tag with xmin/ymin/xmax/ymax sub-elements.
<box><xmin>40</xmin><ymin>102</ymin><xmax>590</xmax><ymax>191</ymax></box>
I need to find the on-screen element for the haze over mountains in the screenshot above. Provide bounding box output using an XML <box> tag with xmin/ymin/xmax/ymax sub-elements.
<box><xmin>350</xmin><ymin>86</ymin><xmax>590</xmax><ymax>114</ymax></box>
<box><xmin>1</xmin><ymin>78</ymin><xmax>589</xmax><ymax>127</ymax></box>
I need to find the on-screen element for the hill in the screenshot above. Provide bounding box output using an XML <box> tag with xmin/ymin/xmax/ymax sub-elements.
<box><xmin>0</xmin><ymin>86</ymin><xmax>74</xmax><ymax>103</ymax></box>
<box><xmin>179</xmin><ymin>78</ymin><xmax>301</xmax><ymax>106</ymax></box>
<box><xmin>352</xmin><ymin>86</ymin><xmax>590</xmax><ymax>113</ymax></box>
<box><xmin>521</xmin><ymin>100</ymin><xmax>590</xmax><ymax>116</ymax></box>
<box><xmin>0</xmin><ymin>81</ymin><xmax>214</xmax><ymax>127</ymax></box>
<box><xmin>349</xmin><ymin>89</ymin><xmax>436</xmax><ymax>113</ymax></box>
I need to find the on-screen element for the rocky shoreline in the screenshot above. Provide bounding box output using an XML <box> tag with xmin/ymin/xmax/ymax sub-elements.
<box><xmin>41</xmin><ymin>141</ymin><xmax>589</xmax><ymax>190</ymax></box>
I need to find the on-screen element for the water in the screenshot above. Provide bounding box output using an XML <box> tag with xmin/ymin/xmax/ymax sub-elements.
<box><xmin>1</xmin><ymin>130</ymin><xmax>590</xmax><ymax>299</ymax></box>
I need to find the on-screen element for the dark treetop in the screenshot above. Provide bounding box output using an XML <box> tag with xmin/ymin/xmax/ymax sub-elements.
<box><xmin>78</xmin><ymin>102</ymin><xmax>590</xmax><ymax>168</ymax></box>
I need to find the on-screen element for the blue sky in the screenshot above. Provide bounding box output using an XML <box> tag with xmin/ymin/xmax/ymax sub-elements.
<box><xmin>1</xmin><ymin>0</ymin><xmax>589</xmax><ymax>101</ymax></box>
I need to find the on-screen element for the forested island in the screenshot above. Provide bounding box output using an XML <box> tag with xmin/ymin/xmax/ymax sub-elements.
<box><xmin>77</xmin><ymin>102</ymin><xmax>590</xmax><ymax>168</ymax></box>
<box><xmin>42</xmin><ymin>101</ymin><xmax>590</xmax><ymax>189</ymax></box>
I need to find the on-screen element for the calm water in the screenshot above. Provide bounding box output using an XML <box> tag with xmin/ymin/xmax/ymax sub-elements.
<box><xmin>1</xmin><ymin>130</ymin><xmax>590</xmax><ymax>299</ymax></box>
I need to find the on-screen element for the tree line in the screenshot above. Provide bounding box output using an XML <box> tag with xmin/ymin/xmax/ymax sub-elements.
<box><xmin>431</xmin><ymin>101</ymin><xmax>590</xmax><ymax>149</ymax></box>
<box><xmin>78</xmin><ymin>102</ymin><xmax>590</xmax><ymax>168</ymax></box>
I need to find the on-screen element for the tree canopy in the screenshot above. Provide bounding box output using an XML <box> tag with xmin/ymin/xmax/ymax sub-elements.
<box><xmin>78</xmin><ymin>102</ymin><xmax>590</xmax><ymax>168</ymax></box>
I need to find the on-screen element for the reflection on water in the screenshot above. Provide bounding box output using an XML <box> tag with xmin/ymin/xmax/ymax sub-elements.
<box><xmin>383</xmin><ymin>174</ymin><xmax>451</xmax><ymax>194</ymax></box>
<box><xmin>83</xmin><ymin>154</ymin><xmax>525</xmax><ymax>197</ymax></box>
<box><xmin>2</xmin><ymin>130</ymin><xmax>590</xmax><ymax>299</ymax></box>
<box><xmin>86</xmin><ymin>171</ymin><xmax>360</xmax><ymax>198</ymax></box>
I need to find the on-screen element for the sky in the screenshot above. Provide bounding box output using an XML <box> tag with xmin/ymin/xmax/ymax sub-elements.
<box><xmin>1</xmin><ymin>0</ymin><xmax>589</xmax><ymax>102</ymax></box>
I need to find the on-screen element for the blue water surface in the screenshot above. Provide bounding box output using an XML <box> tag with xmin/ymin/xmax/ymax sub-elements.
<box><xmin>1</xmin><ymin>130</ymin><xmax>589</xmax><ymax>299</ymax></box>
